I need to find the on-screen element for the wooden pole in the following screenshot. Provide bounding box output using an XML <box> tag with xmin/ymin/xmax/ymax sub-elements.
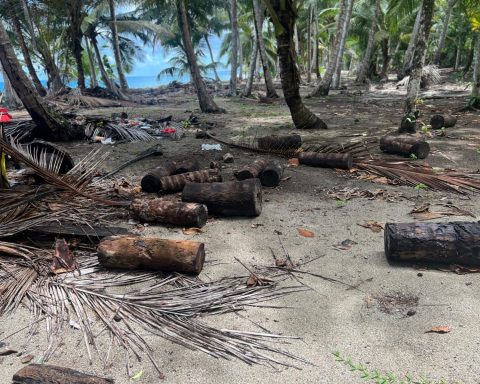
<box><xmin>98</xmin><ymin>236</ymin><xmax>205</xmax><ymax>274</ymax></box>
<box><xmin>298</xmin><ymin>152</ymin><xmax>353</xmax><ymax>169</ymax></box>
<box><xmin>236</xmin><ymin>159</ymin><xmax>269</xmax><ymax>180</ymax></box>
<box><xmin>257</xmin><ymin>134</ymin><xmax>302</xmax><ymax>150</ymax></box>
<box><xmin>430</xmin><ymin>114</ymin><xmax>457</xmax><ymax>130</ymax></box>
<box><xmin>385</xmin><ymin>222</ymin><xmax>480</xmax><ymax>265</ymax></box>
<box><xmin>379</xmin><ymin>133</ymin><xmax>430</xmax><ymax>159</ymax></box>
<box><xmin>159</xmin><ymin>169</ymin><xmax>222</xmax><ymax>194</ymax></box>
<box><xmin>259</xmin><ymin>160</ymin><xmax>284</xmax><ymax>187</ymax></box>
<box><xmin>182</xmin><ymin>179</ymin><xmax>263</xmax><ymax>216</ymax></box>
<box><xmin>12</xmin><ymin>364</ymin><xmax>114</xmax><ymax>384</ymax></box>
<box><xmin>130</xmin><ymin>199</ymin><xmax>208</xmax><ymax>228</ymax></box>
<box><xmin>141</xmin><ymin>160</ymin><xmax>177</xmax><ymax>193</ymax></box>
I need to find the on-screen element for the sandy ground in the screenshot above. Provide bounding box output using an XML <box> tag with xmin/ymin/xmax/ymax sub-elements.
<box><xmin>1</xmin><ymin>75</ymin><xmax>480</xmax><ymax>383</ymax></box>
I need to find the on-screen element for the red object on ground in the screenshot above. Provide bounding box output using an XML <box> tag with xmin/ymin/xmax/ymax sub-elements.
<box><xmin>162</xmin><ymin>127</ymin><xmax>177</xmax><ymax>134</ymax></box>
<box><xmin>0</xmin><ymin>107</ymin><xmax>12</xmax><ymax>123</ymax></box>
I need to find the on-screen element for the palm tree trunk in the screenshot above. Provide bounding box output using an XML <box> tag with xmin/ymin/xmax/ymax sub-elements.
<box><xmin>454</xmin><ymin>38</ymin><xmax>462</xmax><ymax>71</ymax></box>
<box><xmin>310</xmin><ymin>0</ymin><xmax>347</xmax><ymax>96</ymax></box>
<box><xmin>405</xmin><ymin>0</ymin><xmax>435</xmax><ymax>113</ymax></box>
<box><xmin>243</xmin><ymin>33</ymin><xmax>258</xmax><ymax>97</ymax></box>
<box><xmin>332</xmin><ymin>0</ymin><xmax>354</xmax><ymax>89</ymax></box>
<box><xmin>238</xmin><ymin>39</ymin><xmax>243</xmax><ymax>81</ymax></box>
<box><xmin>472</xmin><ymin>33</ymin><xmax>480</xmax><ymax>102</ymax></box>
<box><xmin>176</xmin><ymin>0</ymin><xmax>223</xmax><ymax>113</ymax></box>
<box><xmin>0</xmin><ymin>63</ymin><xmax>22</xmax><ymax>109</ymax></box>
<box><xmin>7</xmin><ymin>2</ymin><xmax>46</xmax><ymax>97</ymax></box>
<box><xmin>229</xmin><ymin>0</ymin><xmax>239</xmax><ymax>95</ymax></box>
<box><xmin>205</xmin><ymin>35</ymin><xmax>221</xmax><ymax>82</ymax></box>
<box><xmin>85</xmin><ymin>37</ymin><xmax>98</xmax><ymax>88</ymax></box>
<box><xmin>90</xmin><ymin>33</ymin><xmax>128</xmax><ymax>100</ymax></box>
<box><xmin>433</xmin><ymin>0</ymin><xmax>456</xmax><ymax>65</ymax></box>
<box><xmin>463</xmin><ymin>37</ymin><xmax>475</xmax><ymax>76</ymax></box>
<box><xmin>403</xmin><ymin>3</ymin><xmax>423</xmax><ymax>76</ymax></box>
<box><xmin>271</xmin><ymin>0</ymin><xmax>327</xmax><ymax>130</ymax></box>
<box><xmin>313</xmin><ymin>5</ymin><xmax>320</xmax><ymax>79</ymax></box>
<box><xmin>356</xmin><ymin>0</ymin><xmax>381</xmax><ymax>83</ymax></box>
<box><xmin>70</xmin><ymin>0</ymin><xmax>86</xmax><ymax>93</ymax></box>
<box><xmin>108</xmin><ymin>0</ymin><xmax>128</xmax><ymax>91</ymax></box>
<box><xmin>306</xmin><ymin>5</ymin><xmax>312</xmax><ymax>83</ymax></box>
<box><xmin>252</xmin><ymin>0</ymin><xmax>278</xmax><ymax>98</ymax></box>
<box><xmin>0</xmin><ymin>21</ymin><xmax>77</xmax><ymax>140</ymax></box>
<box><xmin>379</xmin><ymin>38</ymin><xmax>390</xmax><ymax>80</ymax></box>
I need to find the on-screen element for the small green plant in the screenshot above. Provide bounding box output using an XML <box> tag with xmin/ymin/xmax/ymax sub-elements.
<box><xmin>180</xmin><ymin>120</ymin><xmax>192</xmax><ymax>129</ymax></box>
<box><xmin>420</xmin><ymin>123</ymin><xmax>431</xmax><ymax>134</ymax></box>
<box><xmin>414</xmin><ymin>183</ymin><xmax>428</xmax><ymax>190</ymax></box>
<box><xmin>410</xmin><ymin>153</ymin><xmax>418</xmax><ymax>160</ymax></box>
<box><xmin>336</xmin><ymin>199</ymin><xmax>347</xmax><ymax>207</ymax></box>
<box><xmin>333</xmin><ymin>351</ymin><xmax>448</xmax><ymax>384</ymax></box>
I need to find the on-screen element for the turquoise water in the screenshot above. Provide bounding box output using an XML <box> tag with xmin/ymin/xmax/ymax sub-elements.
<box><xmin>0</xmin><ymin>69</ymin><xmax>231</xmax><ymax>92</ymax></box>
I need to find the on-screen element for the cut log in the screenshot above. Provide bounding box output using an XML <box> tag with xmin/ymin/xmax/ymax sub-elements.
<box><xmin>257</xmin><ymin>134</ymin><xmax>302</xmax><ymax>151</ymax></box>
<box><xmin>97</xmin><ymin>235</ymin><xmax>205</xmax><ymax>274</ymax></box>
<box><xmin>379</xmin><ymin>133</ymin><xmax>430</xmax><ymax>159</ymax></box>
<box><xmin>130</xmin><ymin>199</ymin><xmax>208</xmax><ymax>228</ymax></box>
<box><xmin>385</xmin><ymin>222</ymin><xmax>480</xmax><ymax>265</ymax></box>
<box><xmin>182</xmin><ymin>179</ymin><xmax>262</xmax><ymax>216</ymax></box>
<box><xmin>298</xmin><ymin>152</ymin><xmax>353</xmax><ymax>169</ymax></box>
<box><xmin>398</xmin><ymin>111</ymin><xmax>418</xmax><ymax>134</ymax></box>
<box><xmin>173</xmin><ymin>160</ymin><xmax>200</xmax><ymax>175</ymax></box>
<box><xmin>236</xmin><ymin>159</ymin><xmax>269</xmax><ymax>180</ymax></box>
<box><xmin>430</xmin><ymin>114</ymin><xmax>457</xmax><ymax>130</ymax></box>
<box><xmin>141</xmin><ymin>160</ymin><xmax>177</xmax><ymax>193</ymax></box>
<box><xmin>159</xmin><ymin>169</ymin><xmax>222</xmax><ymax>194</ymax></box>
<box><xmin>259</xmin><ymin>161</ymin><xmax>284</xmax><ymax>187</ymax></box>
<box><xmin>12</xmin><ymin>364</ymin><xmax>114</xmax><ymax>384</ymax></box>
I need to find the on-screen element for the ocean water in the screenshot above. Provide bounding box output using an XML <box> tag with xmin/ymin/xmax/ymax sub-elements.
<box><xmin>0</xmin><ymin>69</ymin><xmax>231</xmax><ymax>92</ymax></box>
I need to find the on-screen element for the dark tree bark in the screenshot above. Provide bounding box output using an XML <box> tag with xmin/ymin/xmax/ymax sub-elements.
<box><xmin>236</xmin><ymin>159</ymin><xmax>269</xmax><ymax>180</ymax></box>
<box><xmin>299</xmin><ymin>152</ymin><xmax>353</xmax><ymax>169</ymax></box>
<box><xmin>430</xmin><ymin>114</ymin><xmax>457</xmax><ymax>130</ymax></box>
<box><xmin>306</xmin><ymin>5</ymin><xmax>312</xmax><ymax>83</ymax></box>
<box><xmin>252</xmin><ymin>0</ymin><xmax>278</xmax><ymax>98</ymax></box>
<box><xmin>356</xmin><ymin>0</ymin><xmax>381</xmax><ymax>83</ymax></box>
<box><xmin>141</xmin><ymin>160</ymin><xmax>178</xmax><ymax>192</ymax></box>
<box><xmin>312</xmin><ymin>5</ymin><xmax>320</xmax><ymax>79</ymax></box>
<box><xmin>243</xmin><ymin>32</ymin><xmax>258</xmax><ymax>97</ymax></box>
<box><xmin>405</xmin><ymin>0</ymin><xmax>436</xmax><ymax>113</ymax></box>
<box><xmin>176</xmin><ymin>0</ymin><xmax>224</xmax><ymax>112</ymax></box>
<box><xmin>472</xmin><ymin>32</ymin><xmax>480</xmax><ymax>103</ymax></box>
<box><xmin>7</xmin><ymin>2</ymin><xmax>46</xmax><ymax>96</ymax></box>
<box><xmin>229</xmin><ymin>0</ymin><xmax>238</xmax><ymax>95</ymax></box>
<box><xmin>379</xmin><ymin>38</ymin><xmax>390</xmax><ymax>80</ymax></box>
<box><xmin>379</xmin><ymin>133</ymin><xmax>430</xmax><ymax>159</ymax></box>
<box><xmin>158</xmin><ymin>169</ymin><xmax>222</xmax><ymax>194</ymax></box>
<box><xmin>85</xmin><ymin>36</ymin><xmax>98</xmax><ymax>88</ymax></box>
<box><xmin>271</xmin><ymin>0</ymin><xmax>328</xmax><ymax>129</ymax></box>
<box><xmin>257</xmin><ymin>134</ymin><xmax>302</xmax><ymax>150</ymax></box>
<box><xmin>0</xmin><ymin>21</ymin><xmax>77</xmax><ymax>140</ymax></box>
<box><xmin>108</xmin><ymin>0</ymin><xmax>129</xmax><ymax>91</ymax></box>
<box><xmin>433</xmin><ymin>0</ymin><xmax>456</xmax><ymax>65</ymax></box>
<box><xmin>98</xmin><ymin>236</ymin><xmax>205</xmax><ymax>274</ymax></box>
<box><xmin>70</xmin><ymin>0</ymin><xmax>86</xmax><ymax>93</ymax></box>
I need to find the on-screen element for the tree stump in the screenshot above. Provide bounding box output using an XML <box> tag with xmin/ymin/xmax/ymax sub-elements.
<box><xmin>98</xmin><ymin>236</ymin><xmax>205</xmax><ymax>274</ymax></box>
<box><xmin>259</xmin><ymin>161</ymin><xmax>284</xmax><ymax>187</ymax></box>
<box><xmin>159</xmin><ymin>169</ymin><xmax>222</xmax><ymax>194</ymax></box>
<box><xmin>385</xmin><ymin>222</ymin><xmax>480</xmax><ymax>265</ymax></box>
<box><xmin>12</xmin><ymin>364</ymin><xmax>114</xmax><ymax>384</ymax></box>
<box><xmin>173</xmin><ymin>160</ymin><xmax>200</xmax><ymax>175</ymax></box>
<box><xmin>130</xmin><ymin>199</ymin><xmax>208</xmax><ymax>228</ymax></box>
<box><xmin>182</xmin><ymin>179</ymin><xmax>262</xmax><ymax>216</ymax></box>
<box><xmin>430</xmin><ymin>114</ymin><xmax>457</xmax><ymax>130</ymax></box>
<box><xmin>398</xmin><ymin>111</ymin><xmax>418</xmax><ymax>133</ymax></box>
<box><xmin>257</xmin><ymin>134</ymin><xmax>302</xmax><ymax>151</ymax></box>
<box><xmin>379</xmin><ymin>133</ymin><xmax>430</xmax><ymax>159</ymax></box>
<box><xmin>298</xmin><ymin>152</ymin><xmax>353</xmax><ymax>169</ymax></box>
<box><xmin>236</xmin><ymin>159</ymin><xmax>269</xmax><ymax>180</ymax></box>
<box><xmin>141</xmin><ymin>160</ymin><xmax>177</xmax><ymax>193</ymax></box>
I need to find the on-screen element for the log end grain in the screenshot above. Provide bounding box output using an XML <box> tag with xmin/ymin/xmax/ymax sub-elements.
<box><xmin>141</xmin><ymin>174</ymin><xmax>161</xmax><ymax>193</ymax></box>
<box><xmin>411</xmin><ymin>141</ymin><xmax>430</xmax><ymax>159</ymax></box>
<box><xmin>259</xmin><ymin>161</ymin><xmax>284</xmax><ymax>187</ymax></box>
<box><xmin>430</xmin><ymin>114</ymin><xmax>457</xmax><ymax>130</ymax></box>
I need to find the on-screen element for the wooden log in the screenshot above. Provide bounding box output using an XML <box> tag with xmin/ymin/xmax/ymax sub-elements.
<box><xmin>141</xmin><ymin>160</ymin><xmax>177</xmax><ymax>193</ymax></box>
<box><xmin>379</xmin><ymin>133</ymin><xmax>430</xmax><ymax>159</ymax></box>
<box><xmin>97</xmin><ymin>235</ymin><xmax>205</xmax><ymax>274</ymax></box>
<box><xmin>257</xmin><ymin>134</ymin><xmax>302</xmax><ymax>150</ymax></box>
<box><xmin>298</xmin><ymin>152</ymin><xmax>353</xmax><ymax>169</ymax></box>
<box><xmin>182</xmin><ymin>179</ymin><xmax>262</xmax><ymax>217</ymax></box>
<box><xmin>159</xmin><ymin>169</ymin><xmax>222</xmax><ymax>194</ymax></box>
<box><xmin>398</xmin><ymin>111</ymin><xmax>418</xmax><ymax>133</ymax></box>
<box><xmin>12</xmin><ymin>364</ymin><xmax>114</xmax><ymax>384</ymax></box>
<box><xmin>430</xmin><ymin>114</ymin><xmax>457</xmax><ymax>130</ymax></box>
<box><xmin>236</xmin><ymin>159</ymin><xmax>269</xmax><ymax>180</ymax></box>
<box><xmin>259</xmin><ymin>161</ymin><xmax>284</xmax><ymax>187</ymax></box>
<box><xmin>385</xmin><ymin>222</ymin><xmax>480</xmax><ymax>265</ymax></box>
<box><xmin>130</xmin><ymin>199</ymin><xmax>208</xmax><ymax>227</ymax></box>
<box><xmin>173</xmin><ymin>160</ymin><xmax>200</xmax><ymax>175</ymax></box>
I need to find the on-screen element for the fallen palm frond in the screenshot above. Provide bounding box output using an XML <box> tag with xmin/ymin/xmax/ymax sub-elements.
<box><xmin>85</xmin><ymin>122</ymin><xmax>154</xmax><ymax>143</ymax></box>
<box><xmin>0</xmin><ymin>245</ymin><xmax>308</xmax><ymax>374</ymax></box>
<box><xmin>206</xmin><ymin>132</ymin><xmax>376</xmax><ymax>160</ymax></box>
<box><xmin>355</xmin><ymin>159</ymin><xmax>480</xmax><ymax>194</ymax></box>
<box><xmin>396</xmin><ymin>65</ymin><xmax>441</xmax><ymax>88</ymax></box>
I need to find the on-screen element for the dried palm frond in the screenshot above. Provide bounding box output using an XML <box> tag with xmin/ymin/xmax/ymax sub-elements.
<box><xmin>355</xmin><ymin>159</ymin><xmax>480</xmax><ymax>194</ymax></box>
<box><xmin>396</xmin><ymin>65</ymin><xmax>441</xmax><ymax>88</ymax></box>
<box><xmin>0</xmin><ymin>137</ymin><xmax>129</xmax><ymax>206</ymax></box>
<box><xmin>86</xmin><ymin>122</ymin><xmax>154</xmax><ymax>143</ymax></box>
<box><xmin>0</xmin><ymin>246</ymin><xmax>309</xmax><ymax>375</ymax></box>
<box><xmin>206</xmin><ymin>132</ymin><xmax>376</xmax><ymax>160</ymax></box>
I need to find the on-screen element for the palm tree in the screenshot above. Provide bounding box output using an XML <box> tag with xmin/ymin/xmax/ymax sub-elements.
<box><xmin>433</xmin><ymin>0</ymin><xmax>457</xmax><ymax>65</ymax></box>
<box><xmin>108</xmin><ymin>0</ymin><xmax>129</xmax><ymax>90</ymax></box>
<box><xmin>270</xmin><ymin>0</ymin><xmax>328</xmax><ymax>129</ymax></box>
<box><xmin>332</xmin><ymin>0</ymin><xmax>354</xmax><ymax>89</ymax></box>
<box><xmin>356</xmin><ymin>0</ymin><xmax>381</xmax><ymax>83</ymax></box>
<box><xmin>405</xmin><ymin>0</ymin><xmax>435</xmax><ymax>112</ymax></box>
<box><xmin>229</xmin><ymin>0</ymin><xmax>239</xmax><ymax>95</ymax></box>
